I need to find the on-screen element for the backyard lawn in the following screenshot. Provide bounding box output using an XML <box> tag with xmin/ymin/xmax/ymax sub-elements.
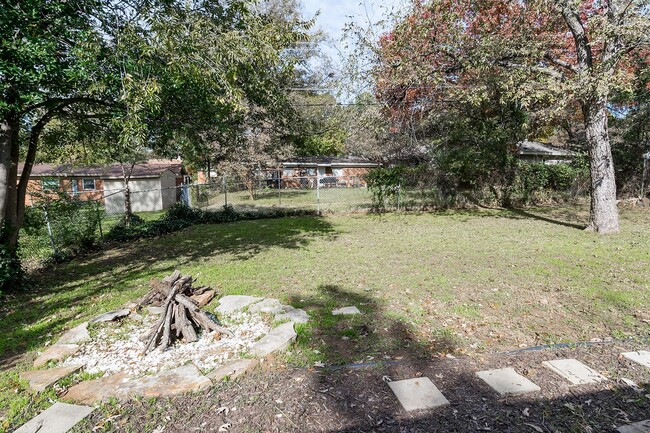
<box><xmin>1</xmin><ymin>203</ymin><xmax>649</xmax><ymax>430</ymax></box>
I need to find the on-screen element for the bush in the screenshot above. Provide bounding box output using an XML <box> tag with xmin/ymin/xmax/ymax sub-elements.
<box><xmin>365</xmin><ymin>166</ymin><xmax>405</xmax><ymax>211</ymax></box>
<box><xmin>0</xmin><ymin>241</ymin><xmax>23</xmax><ymax>294</ymax></box>
<box><xmin>105</xmin><ymin>204</ymin><xmax>317</xmax><ymax>242</ymax></box>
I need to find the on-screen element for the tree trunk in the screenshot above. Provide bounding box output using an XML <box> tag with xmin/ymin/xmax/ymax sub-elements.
<box><xmin>0</xmin><ymin>112</ymin><xmax>21</xmax><ymax>252</ymax></box>
<box><xmin>583</xmin><ymin>101</ymin><xmax>620</xmax><ymax>234</ymax></box>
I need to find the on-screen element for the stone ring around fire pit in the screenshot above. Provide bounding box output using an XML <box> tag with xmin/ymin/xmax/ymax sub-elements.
<box><xmin>21</xmin><ymin>293</ymin><xmax>306</xmax><ymax>405</ymax></box>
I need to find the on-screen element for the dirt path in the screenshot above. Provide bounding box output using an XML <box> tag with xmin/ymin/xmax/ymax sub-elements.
<box><xmin>73</xmin><ymin>341</ymin><xmax>650</xmax><ymax>433</ymax></box>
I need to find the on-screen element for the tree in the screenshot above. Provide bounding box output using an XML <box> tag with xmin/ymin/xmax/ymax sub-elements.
<box><xmin>1</xmin><ymin>0</ymin><xmax>310</xmax><ymax>283</ymax></box>
<box><xmin>375</xmin><ymin>0</ymin><xmax>650</xmax><ymax>233</ymax></box>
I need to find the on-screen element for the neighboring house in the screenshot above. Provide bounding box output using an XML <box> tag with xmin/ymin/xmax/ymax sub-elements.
<box><xmin>274</xmin><ymin>156</ymin><xmax>380</xmax><ymax>188</ymax></box>
<box><xmin>19</xmin><ymin>160</ymin><xmax>185</xmax><ymax>212</ymax></box>
<box><xmin>516</xmin><ymin>140</ymin><xmax>576</xmax><ymax>164</ymax></box>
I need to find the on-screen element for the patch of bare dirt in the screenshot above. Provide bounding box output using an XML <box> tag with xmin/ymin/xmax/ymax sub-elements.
<box><xmin>73</xmin><ymin>342</ymin><xmax>650</xmax><ymax>433</ymax></box>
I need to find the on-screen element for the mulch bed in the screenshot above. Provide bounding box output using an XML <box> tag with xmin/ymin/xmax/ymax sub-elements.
<box><xmin>73</xmin><ymin>341</ymin><xmax>650</xmax><ymax>433</ymax></box>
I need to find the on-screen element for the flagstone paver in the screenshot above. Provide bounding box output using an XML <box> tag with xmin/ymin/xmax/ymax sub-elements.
<box><xmin>20</xmin><ymin>364</ymin><xmax>83</xmax><ymax>392</ymax></box>
<box><xmin>33</xmin><ymin>344</ymin><xmax>80</xmax><ymax>368</ymax></box>
<box><xmin>275</xmin><ymin>307</ymin><xmax>309</xmax><ymax>323</ymax></box>
<box><xmin>248</xmin><ymin>322</ymin><xmax>296</xmax><ymax>358</ymax></box>
<box><xmin>388</xmin><ymin>377</ymin><xmax>450</xmax><ymax>412</ymax></box>
<box><xmin>63</xmin><ymin>364</ymin><xmax>211</xmax><ymax>404</ymax></box>
<box><xmin>215</xmin><ymin>295</ymin><xmax>263</xmax><ymax>315</ymax></box>
<box><xmin>132</xmin><ymin>364</ymin><xmax>212</xmax><ymax>398</ymax></box>
<box><xmin>332</xmin><ymin>306</ymin><xmax>361</xmax><ymax>316</ymax></box>
<box><xmin>617</xmin><ymin>420</ymin><xmax>650</xmax><ymax>433</ymax></box>
<box><xmin>248</xmin><ymin>298</ymin><xmax>286</xmax><ymax>314</ymax></box>
<box><xmin>89</xmin><ymin>309</ymin><xmax>131</xmax><ymax>323</ymax></box>
<box><xmin>542</xmin><ymin>359</ymin><xmax>607</xmax><ymax>385</ymax></box>
<box><xmin>207</xmin><ymin>359</ymin><xmax>259</xmax><ymax>382</ymax></box>
<box><xmin>476</xmin><ymin>367</ymin><xmax>541</xmax><ymax>396</ymax></box>
<box><xmin>14</xmin><ymin>402</ymin><xmax>94</xmax><ymax>433</ymax></box>
<box><xmin>622</xmin><ymin>351</ymin><xmax>650</xmax><ymax>369</ymax></box>
<box><xmin>57</xmin><ymin>322</ymin><xmax>90</xmax><ymax>345</ymax></box>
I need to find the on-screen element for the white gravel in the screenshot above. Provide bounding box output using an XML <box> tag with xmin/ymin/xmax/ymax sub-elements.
<box><xmin>62</xmin><ymin>310</ymin><xmax>270</xmax><ymax>376</ymax></box>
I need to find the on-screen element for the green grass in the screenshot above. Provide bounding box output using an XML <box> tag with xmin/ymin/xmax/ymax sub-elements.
<box><xmin>2</xmin><ymin>203</ymin><xmax>650</xmax><ymax>430</ymax></box>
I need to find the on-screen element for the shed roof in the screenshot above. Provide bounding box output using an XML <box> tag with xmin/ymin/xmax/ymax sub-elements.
<box><xmin>517</xmin><ymin>141</ymin><xmax>575</xmax><ymax>157</ymax></box>
<box><xmin>282</xmin><ymin>156</ymin><xmax>379</xmax><ymax>168</ymax></box>
<box><xmin>19</xmin><ymin>160</ymin><xmax>183</xmax><ymax>179</ymax></box>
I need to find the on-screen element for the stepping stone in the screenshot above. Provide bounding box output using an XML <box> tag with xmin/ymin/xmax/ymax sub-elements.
<box><xmin>476</xmin><ymin>367</ymin><xmax>541</xmax><ymax>396</ymax></box>
<box><xmin>275</xmin><ymin>307</ymin><xmax>309</xmax><ymax>324</ymax></box>
<box><xmin>332</xmin><ymin>306</ymin><xmax>361</xmax><ymax>316</ymax></box>
<box><xmin>617</xmin><ymin>420</ymin><xmax>650</xmax><ymax>433</ymax></box>
<box><xmin>130</xmin><ymin>364</ymin><xmax>212</xmax><ymax>398</ymax></box>
<box><xmin>89</xmin><ymin>309</ymin><xmax>130</xmax><ymax>323</ymax></box>
<box><xmin>14</xmin><ymin>402</ymin><xmax>94</xmax><ymax>433</ymax></box>
<box><xmin>248</xmin><ymin>322</ymin><xmax>297</xmax><ymax>358</ymax></box>
<box><xmin>622</xmin><ymin>351</ymin><xmax>650</xmax><ymax>369</ymax></box>
<box><xmin>215</xmin><ymin>295</ymin><xmax>263</xmax><ymax>315</ymax></box>
<box><xmin>63</xmin><ymin>372</ymin><xmax>133</xmax><ymax>404</ymax></box>
<box><xmin>248</xmin><ymin>298</ymin><xmax>286</xmax><ymax>314</ymax></box>
<box><xmin>388</xmin><ymin>377</ymin><xmax>449</xmax><ymax>412</ymax></box>
<box><xmin>208</xmin><ymin>359</ymin><xmax>259</xmax><ymax>382</ymax></box>
<box><xmin>57</xmin><ymin>322</ymin><xmax>90</xmax><ymax>345</ymax></box>
<box><xmin>33</xmin><ymin>344</ymin><xmax>80</xmax><ymax>368</ymax></box>
<box><xmin>64</xmin><ymin>364</ymin><xmax>212</xmax><ymax>404</ymax></box>
<box><xmin>542</xmin><ymin>359</ymin><xmax>607</xmax><ymax>385</ymax></box>
<box><xmin>20</xmin><ymin>364</ymin><xmax>83</xmax><ymax>392</ymax></box>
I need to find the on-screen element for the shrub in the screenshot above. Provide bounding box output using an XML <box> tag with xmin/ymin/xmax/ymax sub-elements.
<box><xmin>105</xmin><ymin>204</ymin><xmax>317</xmax><ymax>242</ymax></box>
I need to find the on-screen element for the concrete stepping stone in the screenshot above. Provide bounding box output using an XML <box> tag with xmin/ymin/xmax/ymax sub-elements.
<box><xmin>275</xmin><ymin>307</ymin><xmax>309</xmax><ymax>324</ymax></box>
<box><xmin>14</xmin><ymin>402</ymin><xmax>94</xmax><ymax>433</ymax></box>
<box><xmin>248</xmin><ymin>298</ymin><xmax>286</xmax><ymax>314</ymax></box>
<box><xmin>208</xmin><ymin>359</ymin><xmax>259</xmax><ymax>382</ymax></box>
<box><xmin>248</xmin><ymin>322</ymin><xmax>297</xmax><ymax>358</ymax></box>
<box><xmin>542</xmin><ymin>359</ymin><xmax>607</xmax><ymax>385</ymax></box>
<box><xmin>617</xmin><ymin>420</ymin><xmax>650</xmax><ymax>433</ymax></box>
<box><xmin>215</xmin><ymin>295</ymin><xmax>263</xmax><ymax>315</ymax></box>
<box><xmin>388</xmin><ymin>377</ymin><xmax>449</xmax><ymax>412</ymax></box>
<box><xmin>332</xmin><ymin>306</ymin><xmax>361</xmax><ymax>316</ymax></box>
<box><xmin>57</xmin><ymin>322</ymin><xmax>90</xmax><ymax>345</ymax></box>
<box><xmin>89</xmin><ymin>308</ymin><xmax>130</xmax><ymax>323</ymax></box>
<box><xmin>33</xmin><ymin>344</ymin><xmax>80</xmax><ymax>368</ymax></box>
<box><xmin>621</xmin><ymin>351</ymin><xmax>650</xmax><ymax>369</ymax></box>
<box><xmin>476</xmin><ymin>367</ymin><xmax>541</xmax><ymax>396</ymax></box>
<box><xmin>20</xmin><ymin>364</ymin><xmax>83</xmax><ymax>392</ymax></box>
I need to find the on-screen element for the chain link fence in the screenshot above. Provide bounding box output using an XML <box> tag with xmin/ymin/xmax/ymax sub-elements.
<box><xmin>18</xmin><ymin>176</ymin><xmax>375</xmax><ymax>266</ymax></box>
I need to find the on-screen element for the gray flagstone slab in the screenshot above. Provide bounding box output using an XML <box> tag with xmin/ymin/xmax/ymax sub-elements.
<box><xmin>14</xmin><ymin>402</ymin><xmax>94</xmax><ymax>433</ymax></box>
<box><xmin>617</xmin><ymin>419</ymin><xmax>650</xmax><ymax>433</ymax></box>
<box><xmin>248</xmin><ymin>322</ymin><xmax>296</xmax><ymax>358</ymax></box>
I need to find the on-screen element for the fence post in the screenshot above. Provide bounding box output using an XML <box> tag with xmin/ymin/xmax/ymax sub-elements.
<box><xmin>316</xmin><ymin>173</ymin><xmax>321</xmax><ymax>215</ymax></box>
<box><xmin>397</xmin><ymin>181</ymin><xmax>402</xmax><ymax>211</ymax></box>
<box><xmin>96</xmin><ymin>200</ymin><xmax>103</xmax><ymax>241</ymax></box>
<box><xmin>222</xmin><ymin>175</ymin><xmax>228</xmax><ymax>207</ymax></box>
<box><xmin>278</xmin><ymin>177</ymin><xmax>282</xmax><ymax>205</ymax></box>
<box><xmin>43</xmin><ymin>205</ymin><xmax>58</xmax><ymax>256</ymax></box>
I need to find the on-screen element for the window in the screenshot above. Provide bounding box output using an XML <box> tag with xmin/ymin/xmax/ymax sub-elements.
<box><xmin>82</xmin><ymin>178</ymin><xmax>96</xmax><ymax>191</ymax></box>
<box><xmin>325</xmin><ymin>167</ymin><xmax>333</xmax><ymax>175</ymax></box>
<box><xmin>42</xmin><ymin>178</ymin><xmax>59</xmax><ymax>191</ymax></box>
<box><xmin>282</xmin><ymin>168</ymin><xmax>294</xmax><ymax>176</ymax></box>
<box><xmin>306</xmin><ymin>168</ymin><xmax>316</xmax><ymax>176</ymax></box>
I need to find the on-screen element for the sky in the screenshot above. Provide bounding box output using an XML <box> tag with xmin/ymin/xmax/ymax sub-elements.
<box><xmin>298</xmin><ymin>0</ymin><xmax>407</xmax><ymax>97</ymax></box>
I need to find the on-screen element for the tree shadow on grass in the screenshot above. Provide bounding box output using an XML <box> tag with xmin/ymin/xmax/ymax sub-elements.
<box><xmin>0</xmin><ymin>215</ymin><xmax>336</xmax><ymax>359</ymax></box>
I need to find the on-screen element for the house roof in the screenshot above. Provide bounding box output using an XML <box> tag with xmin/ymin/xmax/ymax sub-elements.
<box><xmin>517</xmin><ymin>141</ymin><xmax>575</xmax><ymax>157</ymax></box>
<box><xmin>282</xmin><ymin>156</ymin><xmax>379</xmax><ymax>168</ymax></box>
<box><xmin>19</xmin><ymin>160</ymin><xmax>183</xmax><ymax>179</ymax></box>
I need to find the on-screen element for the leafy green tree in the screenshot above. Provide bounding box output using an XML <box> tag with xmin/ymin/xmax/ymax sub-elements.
<box><xmin>375</xmin><ymin>0</ymin><xmax>650</xmax><ymax>233</ymax></box>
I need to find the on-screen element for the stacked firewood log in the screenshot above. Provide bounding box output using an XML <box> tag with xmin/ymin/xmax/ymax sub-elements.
<box><xmin>138</xmin><ymin>270</ymin><xmax>231</xmax><ymax>354</ymax></box>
